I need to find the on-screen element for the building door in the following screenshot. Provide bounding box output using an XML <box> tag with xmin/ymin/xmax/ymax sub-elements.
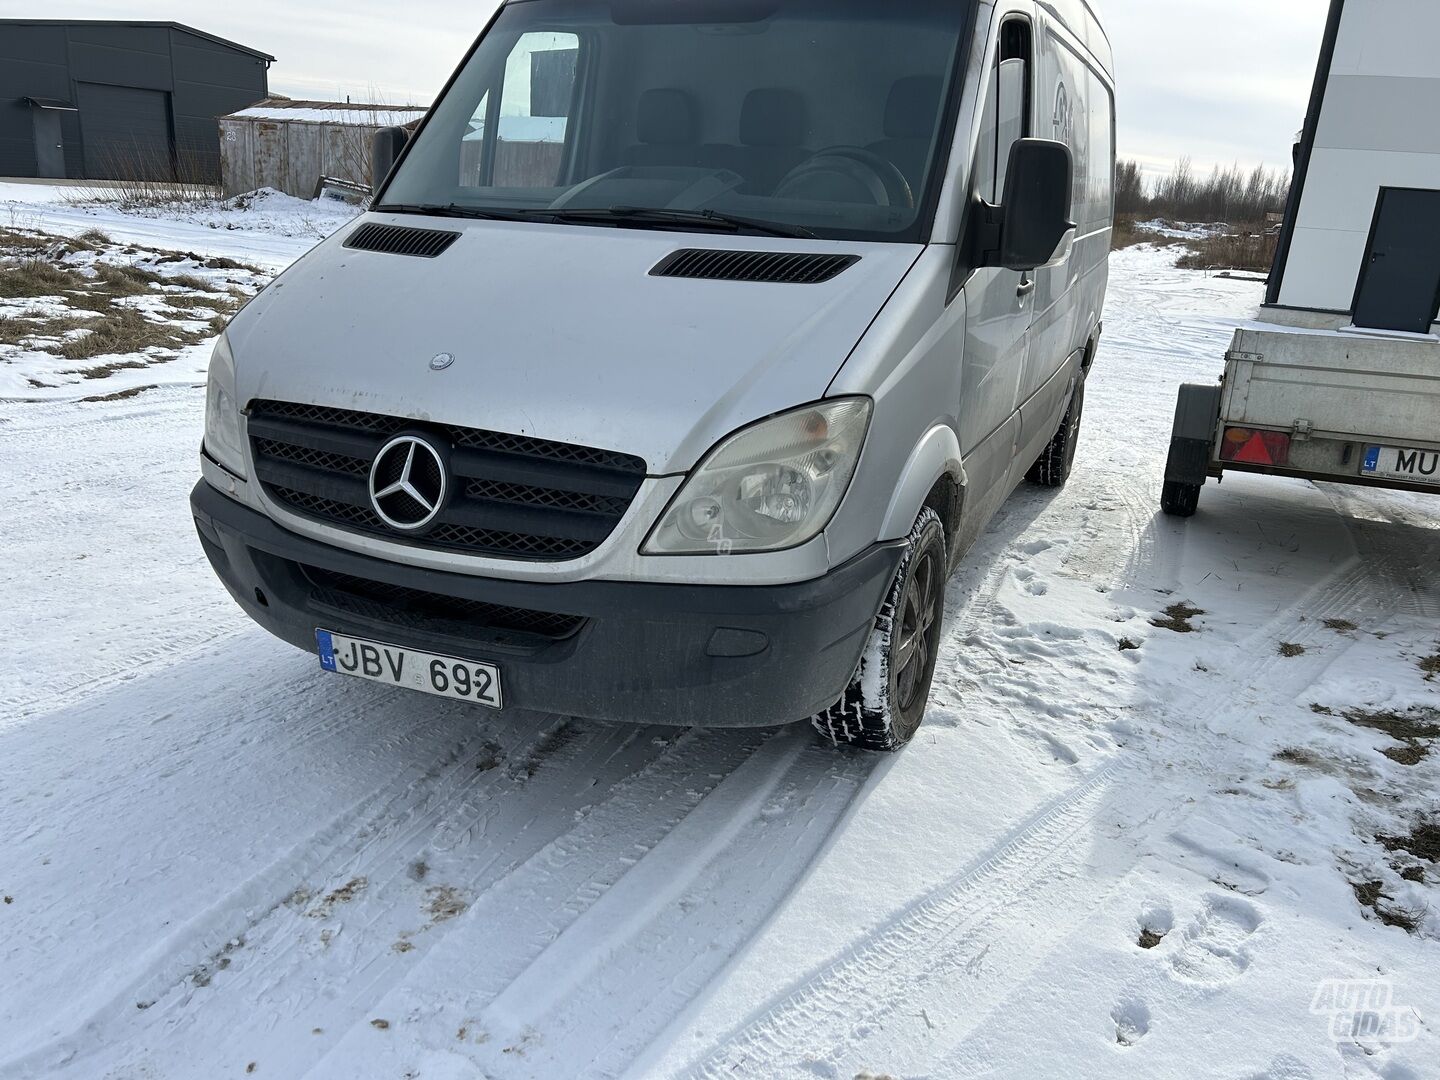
<box><xmin>30</xmin><ymin>106</ymin><xmax>67</xmax><ymax>178</ymax></box>
<box><xmin>1353</xmin><ymin>188</ymin><xmax>1440</xmax><ymax>335</ymax></box>
<box><xmin>77</xmin><ymin>83</ymin><xmax>174</xmax><ymax>182</ymax></box>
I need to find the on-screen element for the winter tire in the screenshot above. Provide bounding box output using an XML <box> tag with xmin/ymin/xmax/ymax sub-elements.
<box><xmin>811</xmin><ymin>506</ymin><xmax>947</xmax><ymax>752</ymax></box>
<box><xmin>1161</xmin><ymin>479</ymin><xmax>1201</xmax><ymax>517</ymax></box>
<box><xmin>1026</xmin><ymin>375</ymin><xmax>1086</xmax><ymax>487</ymax></box>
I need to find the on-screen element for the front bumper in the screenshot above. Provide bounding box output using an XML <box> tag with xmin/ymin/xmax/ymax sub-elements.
<box><xmin>191</xmin><ymin>480</ymin><xmax>904</xmax><ymax>727</ymax></box>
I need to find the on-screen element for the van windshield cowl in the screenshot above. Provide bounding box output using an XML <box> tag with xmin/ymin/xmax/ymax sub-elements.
<box><xmin>378</xmin><ymin>0</ymin><xmax>974</xmax><ymax>243</ymax></box>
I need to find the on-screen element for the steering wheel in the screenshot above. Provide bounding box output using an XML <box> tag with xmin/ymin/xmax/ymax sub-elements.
<box><xmin>773</xmin><ymin>146</ymin><xmax>914</xmax><ymax>209</ymax></box>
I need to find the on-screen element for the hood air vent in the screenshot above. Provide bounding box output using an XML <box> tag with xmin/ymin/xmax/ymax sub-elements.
<box><xmin>651</xmin><ymin>249</ymin><xmax>859</xmax><ymax>284</ymax></box>
<box><xmin>344</xmin><ymin>222</ymin><xmax>460</xmax><ymax>258</ymax></box>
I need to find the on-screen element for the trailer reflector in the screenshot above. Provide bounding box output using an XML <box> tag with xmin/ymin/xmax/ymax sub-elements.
<box><xmin>1220</xmin><ymin>427</ymin><xmax>1291</xmax><ymax>466</ymax></box>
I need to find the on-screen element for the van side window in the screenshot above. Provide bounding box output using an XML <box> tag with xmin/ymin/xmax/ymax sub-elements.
<box><xmin>461</xmin><ymin>32</ymin><xmax>580</xmax><ymax>189</ymax></box>
<box><xmin>974</xmin><ymin>18</ymin><xmax>1033</xmax><ymax>203</ymax></box>
<box><xmin>1042</xmin><ymin>32</ymin><xmax>1114</xmax><ymax>233</ymax></box>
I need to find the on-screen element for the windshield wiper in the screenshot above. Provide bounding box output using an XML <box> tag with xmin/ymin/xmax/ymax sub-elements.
<box><xmin>551</xmin><ymin>205</ymin><xmax>816</xmax><ymax>240</ymax></box>
<box><xmin>377</xmin><ymin>203</ymin><xmax>544</xmax><ymax>222</ymax></box>
<box><xmin>378</xmin><ymin>202</ymin><xmax>816</xmax><ymax>240</ymax></box>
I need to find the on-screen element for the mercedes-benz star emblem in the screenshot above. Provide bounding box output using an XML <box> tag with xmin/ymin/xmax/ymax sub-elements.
<box><xmin>429</xmin><ymin>352</ymin><xmax>455</xmax><ymax>371</ymax></box>
<box><xmin>369</xmin><ymin>434</ymin><xmax>447</xmax><ymax>531</ymax></box>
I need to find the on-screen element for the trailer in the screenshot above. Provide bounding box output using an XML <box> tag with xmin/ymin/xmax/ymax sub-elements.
<box><xmin>1162</xmin><ymin>0</ymin><xmax>1440</xmax><ymax>516</ymax></box>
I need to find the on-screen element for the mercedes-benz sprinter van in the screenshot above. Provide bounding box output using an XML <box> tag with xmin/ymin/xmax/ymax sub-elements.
<box><xmin>192</xmin><ymin>0</ymin><xmax>1115</xmax><ymax>751</ymax></box>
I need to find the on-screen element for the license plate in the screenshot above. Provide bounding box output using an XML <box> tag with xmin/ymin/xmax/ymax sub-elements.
<box><xmin>316</xmin><ymin>629</ymin><xmax>502</xmax><ymax>708</ymax></box>
<box><xmin>1362</xmin><ymin>444</ymin><xmax>1440</xmax><ymax>486</ymax></box>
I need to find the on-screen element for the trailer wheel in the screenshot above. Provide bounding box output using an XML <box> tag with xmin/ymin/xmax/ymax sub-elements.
<box><xmin>1161</xmin><ymin>480</ymin><xmax>1201</xmax><ymax>517</ymax></box>
<box><xmin>811</xmin><ymin>507</ymin><xmax>946</xmax><ymax>753</ymax></box>
<box><xmin>1026</xmin><ymin>376</ymin><xmax>1085</xmax><ymax>488</ymax></box>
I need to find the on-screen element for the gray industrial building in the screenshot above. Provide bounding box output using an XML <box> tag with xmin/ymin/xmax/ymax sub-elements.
<box><xmin>0</xmin><ymin>20</ymin><xmax>272</xmax><ymax>183</ymax></box>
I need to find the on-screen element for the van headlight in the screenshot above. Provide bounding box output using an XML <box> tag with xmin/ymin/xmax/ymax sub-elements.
<box><xmin>643</xmin><ymin>398</ymin><xmax>871</xmax><ymax>555</ymax></box>
<box><xmin>204</xmin><ymin>332</ymin><xmax>247</xmax><ymax>479</ymax></box>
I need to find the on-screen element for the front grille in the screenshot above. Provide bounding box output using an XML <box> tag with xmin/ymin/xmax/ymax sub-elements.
<box><xmin>249</xmin><ymin>400</ymin><xmax>647</xmax><ymax>561</ymax></box>
<box><xmin>650</xmin><ymin>248</ymin><xmax>860</xmax><ymax>284</ymax></box>
<box><xmin>304</xmin><ymin>566</ymin><xmax>585</xmax><ymax>640</ymax></box>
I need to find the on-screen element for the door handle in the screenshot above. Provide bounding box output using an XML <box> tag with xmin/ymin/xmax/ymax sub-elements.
<box><xmin>1017</xmin><ymin>276</ymin><xmax>1036</xmax><ymax>298</ymax></box>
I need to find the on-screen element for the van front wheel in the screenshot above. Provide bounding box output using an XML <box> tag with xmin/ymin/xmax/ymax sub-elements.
<box><xmin>811</xmin><ymin>507</ymin><xmax>947</xmax><ymax>753</ymax></box>
<box><xmin>1026</xmin><ymin>375</ymin><xmax>1086</xmax><ymax>487</ymax></box>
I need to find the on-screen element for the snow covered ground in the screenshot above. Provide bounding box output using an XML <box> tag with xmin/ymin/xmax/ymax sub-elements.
<box><xmin>1</xmin><ymin>191</ymin><xmax>1437</xmax><ymax>1080</ymax></box>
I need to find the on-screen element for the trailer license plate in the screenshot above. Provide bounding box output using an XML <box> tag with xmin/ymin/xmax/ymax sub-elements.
<box><xmin>1361</xmin><ymin>445</ymin><xmax>1440</xmax><ymax>486</ymax></box>
<box><xmin>315</xmin><ymin>629</ymin><xmax>502</xmax><ymax>708</ymax></box>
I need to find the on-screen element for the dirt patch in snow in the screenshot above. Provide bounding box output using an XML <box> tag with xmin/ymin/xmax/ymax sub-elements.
<box><xmin>1278</xmin><ymin>642</ymin><xmax>1306</xmax><ymax>658</ymax></box>
<box><xmin>424</xmin><ymin>885</ymin><xmax>469</xmax><ymax>925</ymax></box>
<box><xmin>516</xmin><ymin>721</ymin><xmax>582</xmax><ymax>779</ymax></box>
<box><xmin>1151</xmin><ymin>602</ymin><xmax>1204</xmax><ymax>633</ymax></box>
<box><xmin>307</xmin><ymin>876</ymin><xmax>368</xmax><ymax>918</ymax></box>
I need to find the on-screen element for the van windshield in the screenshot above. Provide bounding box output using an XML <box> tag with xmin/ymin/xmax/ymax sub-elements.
<box><xmin>379</xmin><ymin>0</ymin><xmax>973</xmax><ymax>242</ymax></box>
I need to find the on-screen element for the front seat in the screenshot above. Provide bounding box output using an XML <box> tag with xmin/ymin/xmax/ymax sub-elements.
<box><xmin>623</xmin><ymin>88</ymin><xmax>700</xmax><ymax>168</ymax></box>
<box><xmin>866</xmin><ymin>75</ymin><xmax>944</xmax><ymax>196</ymax></box>
<box><xmin>732</xmin><ymin>88</ymin><xmax>810</xmax><ymax>195</ymax></box>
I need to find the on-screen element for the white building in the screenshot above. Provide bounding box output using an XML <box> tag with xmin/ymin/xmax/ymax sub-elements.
<box><xmin>1266</xmin><ymin>0</ymin><xmax>1440</xmax><ymax>336</ymax></box>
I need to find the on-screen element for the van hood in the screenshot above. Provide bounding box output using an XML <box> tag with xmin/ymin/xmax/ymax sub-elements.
<box><xmin>228</xmin><ymin>214</ymin><xmax>921</xmax><ymax>473</ymax></box>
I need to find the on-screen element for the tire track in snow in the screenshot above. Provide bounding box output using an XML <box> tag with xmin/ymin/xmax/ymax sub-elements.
<box><xmin>1320</xmin><ymin>485</ymin><xmax>1440</xmax><ymax>619</ymax></box>
<box><xmin>677</xmin><ymin>759</ymin><xmax>1132</xmax><ymax>1079</ymax></box>
<box><xmin>673</xmin><ymin>485</ymin><xmax>1423</xmax><ymax>1079</ymax></box>
<box><xmin>4</xmin><ymin>710</ymin><xmax>624</xmax><ymax>1077</ymax></box>
<box><xmin>36</xmin><ymin>721</ymin><xmax>747</xmax><ymax>1080</ymax></box>
<box><xmin>0</xmin><ymin>389</ymin><xmax>244</xmax><ymax>725</ymax></box>
<box><xmin>451</xmin><ymin>733</ymin><xmax>873</xmax><ymax>1080</ymax></box>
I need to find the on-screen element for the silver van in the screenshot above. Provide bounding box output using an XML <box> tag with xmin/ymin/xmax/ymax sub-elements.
<box><xmin>193</xmin><ymin>0</ymin><xmax>1115</xmax><ymax>751</ymax></box>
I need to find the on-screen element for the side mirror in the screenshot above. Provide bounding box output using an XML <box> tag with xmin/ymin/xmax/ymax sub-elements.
<box><xmin>370</xmin><ymin>126</ymin><xmax>410</xmax><ymax>191</ymax></box>
<box><xmin>995</xmin><ymin>138</ymin><xmax>1075</xmax><ymax>272</ymax></box>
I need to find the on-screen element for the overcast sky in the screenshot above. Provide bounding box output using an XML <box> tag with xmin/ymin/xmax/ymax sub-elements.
<box><xmin>9</xmin><ymin>0</ymin><xmax>1331</xmax><ymax>179</ymax></box>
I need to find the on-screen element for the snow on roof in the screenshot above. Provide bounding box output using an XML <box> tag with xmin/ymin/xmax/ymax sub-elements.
<box><xmin>225</xmin><ymin>99</ymin><xmax>428</xmax><ymax>127</ymax></box>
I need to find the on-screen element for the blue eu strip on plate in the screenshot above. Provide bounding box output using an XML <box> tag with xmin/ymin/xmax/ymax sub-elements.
<box><xmin>1361</xmin><ymin>446</ymin><xmax>1380</xmax><ymax>473</ymax></box>
<box><xmin>316</xmin><ymin>629</ymin><xmax>337</xmax><ymax>671</ymax></box>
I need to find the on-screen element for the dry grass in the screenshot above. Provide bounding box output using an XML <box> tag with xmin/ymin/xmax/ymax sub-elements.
<box><xmin>0</xmin><ymin>246</ymin><xmax>230</xmax><ymax>365</ymax></box>
<box><xmin>1343</xmin><ymin>707</ymin><xmax>1440</xmax><ymax>743</ymax></box>
<box><xmin>1421</xmin><ymin>648</ymin><xmax>1440</xmax><ymax>682</ymax></box>
<box><xmin>0</xmin><ymin>259</ymin><xmax>76</xmax><ymax>299</ymax></box>
<box><xmin>81</xmin><ymin>384</ymin><xmax>156</xmax><ymax>403</ymax></box>
<box><xmin>1279</xmin><ymin>642</ymin><xmax>1306</xmax><ymax>658</ymax></box>
<box><xmin>1344</xmin><ymin>706</ymin><xmax>1437</xmax><ymax>770</ymax></box>
<box><xmin>94</xmin><ymin>263</ymin><xmax>165</xmax><ymax>295</ymax></box>
<box><xmin>55</xmin><ymin>306</ymin><xmax>205</xmax><ymax>362</ymax></box>
<box><xmin>1175</xmin><ymin>227</ymin><xmax>1279</xmax><ymax>274</ymax></box>
<box><xmin>165</xmin><ymin>271</ymin><xmax>220</xmax><ymax>293</ymax></box>
<box><xmin>1351</xmin><ymin>880</ymin><xmax>1422</xmax><ymax>933</ymax></box>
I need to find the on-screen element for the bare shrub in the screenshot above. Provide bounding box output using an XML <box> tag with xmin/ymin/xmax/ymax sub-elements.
<box><xmin>68</xmin><ymin>138</ymin><xmax>220</xmax><ymax>208</ymax></box>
